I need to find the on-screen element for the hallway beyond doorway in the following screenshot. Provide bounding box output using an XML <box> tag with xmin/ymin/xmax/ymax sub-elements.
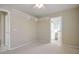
<box><xmin>50</xmin><ymin>16</ymin><xmax>62</xmax><ymax>46</ymax></box>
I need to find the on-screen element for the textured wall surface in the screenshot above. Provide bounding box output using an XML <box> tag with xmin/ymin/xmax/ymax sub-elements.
<box><xmin>10</xmin><ymin>9</ymin><xmax>37</xmax><ymax>48</ymax></box>
<box><xmin>37</xmin><ymin>8</ymin><xmax>79</xmax><ymax>46</ymax></box>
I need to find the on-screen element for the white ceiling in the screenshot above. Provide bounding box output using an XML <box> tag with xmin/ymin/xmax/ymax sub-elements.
<box><xmin>0</xmin><ymin>4</ymin><xmax>79</xmax><ymax>18</ymax></box>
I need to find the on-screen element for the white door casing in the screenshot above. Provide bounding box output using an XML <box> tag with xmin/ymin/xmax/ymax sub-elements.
<box><xmin>0</xmin><ymin>8</ymin><xmax>11</xmax><ymax>50</ymax></box>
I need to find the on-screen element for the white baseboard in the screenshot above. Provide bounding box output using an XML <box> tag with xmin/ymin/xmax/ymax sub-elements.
<box><xmin>8</xmin><ymin>40</ymin><xmax>36</xmax><ymax>50</ymax></box>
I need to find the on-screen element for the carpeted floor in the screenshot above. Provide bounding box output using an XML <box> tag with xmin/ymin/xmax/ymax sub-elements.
<box><xmin>0</xmin><ymin>43</ymin><xmax>79</xmax><ymax>54</ymax></box>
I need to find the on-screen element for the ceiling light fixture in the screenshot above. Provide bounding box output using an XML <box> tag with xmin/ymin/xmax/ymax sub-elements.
<box><xmin>33</xmin><ymin>4</ymin><xmax>45</xmax><ymax>9</ymax></box>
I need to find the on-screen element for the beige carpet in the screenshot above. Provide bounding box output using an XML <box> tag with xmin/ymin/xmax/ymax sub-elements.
<box><xmin>1</xmin><ymin>43</ymin><xmax>79</xmax><ymax>54</ymax></box>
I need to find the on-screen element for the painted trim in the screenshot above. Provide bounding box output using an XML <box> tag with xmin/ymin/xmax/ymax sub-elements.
<box><xmin>0</xmin><ymin>8</ymin><xmax>11</xmax><ymax>50</ymax></box>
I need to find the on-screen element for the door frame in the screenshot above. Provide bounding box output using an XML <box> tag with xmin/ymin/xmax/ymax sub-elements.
<box><xmin>0</xmin><ymin>8</ymin><xmax>11</xmax><ymax>50</ymax></box>
<box><xmin>50</xmin><ymin>16</ymin><xmax>63</xmax><ymax>46</ymax></box>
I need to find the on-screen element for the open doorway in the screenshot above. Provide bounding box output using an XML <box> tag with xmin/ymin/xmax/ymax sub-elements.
<box><xmin>50</xmin><ymin>16</ymin><xmax>62</xmax><ymax>46</ymax></box>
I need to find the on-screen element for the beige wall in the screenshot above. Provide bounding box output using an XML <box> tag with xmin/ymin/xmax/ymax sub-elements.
<box><xmin>37</xmin><ymin>8</ymin><xmax>79</xmax><ymax>46</ymax></box>
<box><xmin>0</xmin><ymin>7</ymin><xmax>37</xmax><ymax>49</ymax></box>
<box><xmin>10</xmin><ymin>9</ymin><xmax>37</xmax><ymax>48</ymax></box>
<box><xmin>37</xmin><ymin>17</ymin><xmax>50</xmax><ymax>43</ymax></box>
<box><xmin>0</xmin><ymin>15</ymin><xmax>1</xmax><ymax>47</ymax></box>
<box><xmin>0</xmin><ymin>7</ymin><xmax>79</xmax><ymax>49</ymax></box>
<box><xmin>77</xmin><ymin>8</ymin><xmax>79</xmax><ymax>44</ymax></box>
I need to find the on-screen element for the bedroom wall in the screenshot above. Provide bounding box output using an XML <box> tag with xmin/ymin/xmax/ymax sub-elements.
<box><xmin>0</xmin><ymin>6</ymin><xmax>79</xmax><ymax>49</ymax></box>
<box><xmin>0</xmin><ymin>15</ymin><xmax>1</xmax><ymax>47</ymax></box>
<box><xmin>0</xmin><ymin>6</ymin><xmax>37</xmax><ymax>49</ymax></box>
<box><xmin>10</xmin><ymin>9</ymin><xmax>37</xmax><ymax>48</ymax></box>
<box><xmin>37</xmin><ymin>17</ymin><xmax>50</xmax><ymax>43</ymax></box>
<box><xmin>37</xmin><ymin>7</ymin><xmax>79</xmax><ymax>46</ymax></box>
